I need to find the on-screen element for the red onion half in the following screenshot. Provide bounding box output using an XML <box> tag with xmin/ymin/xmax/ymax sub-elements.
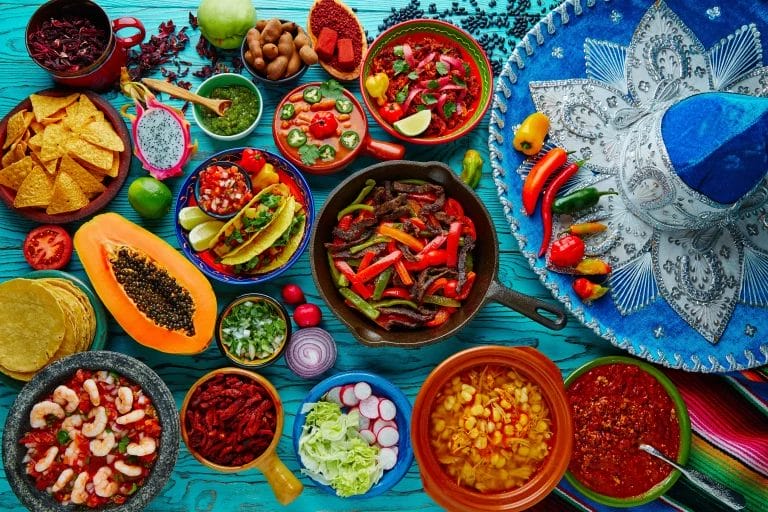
<box><xmin>286</xmin><ymin>327</ymin><xmax>337</xmax><ymax>378</ymax></box>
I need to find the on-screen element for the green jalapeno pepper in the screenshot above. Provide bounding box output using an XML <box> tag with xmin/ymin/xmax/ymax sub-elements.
<box><xmin>280</xmin><ymin>103</ymin><xmax>296</xmax><ymax>120</ymax></box>
<box><xmin>286</xmin><ymin>128</ymin><xmax>307</xmax><ymax>147</ymax></box>
<box><xmin>303</xmin><ymin>86</ymin><xmax>322</xmax><ymax>104</ymax></box>
<box><xmin>552</xmin><ymin>187</ymin><xmax>617</xmax><ymax>214</ymax></box>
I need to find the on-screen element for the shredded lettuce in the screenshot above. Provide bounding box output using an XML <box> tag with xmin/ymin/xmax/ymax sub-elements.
<box><xmin>298</xmin><ymin>401</ymin><xmax>383</xmax><ymax>497</ymax></box>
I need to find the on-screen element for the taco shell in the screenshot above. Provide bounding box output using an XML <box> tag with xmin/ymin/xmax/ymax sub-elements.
<box><xmin>256</xmin><ymin>210</ymin><xmax>307</xmax><ymax>274</ymax></box>
<box><xmin>221</xmin><ymin>196</ymin><xmax>297</xmax><ymax>266</ymax></box>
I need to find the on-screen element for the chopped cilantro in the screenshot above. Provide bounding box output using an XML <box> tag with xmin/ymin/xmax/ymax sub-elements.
<box><xmin>128</xmin><ymin>483</ymin><xmax>139</xmax><ymax>495</ymax></box>
<box><xmin>421</xmin><ymin>93</ymin><xmax>438</xmax><ymax>105</ymax></box>
<box><xmin>443</xmin><ymin>101</ymin><xmax>457</xmax><ymax>119</ymax></box>
<box><xmin>407</xmin><ymin>71</ymin><xmax>419</xmax><ymax>81</ymax></box>
<box><xmin>57</xmin><ymin>430</ymin><xmax>70</xmax><ymax>445</ymax></box>
<box><xmin>436</xmin><ymin>62</ymin><xmax>449</xmax><ymax>76</ymax></box>
<box><xmin>393</xmin><ymin>45</ymin><xmax>404</xmax><ymax>57</ymax></box>
<box><xmin>243</xmin><ymin>210</ymin><xmax>273</xmax><ymax>232</ymax></box>
<box><xmin>452</xmin><ymin>74</ymin><xmax>466</xmax><ymax>87</ymax></box>
<box><xmin>395</xmin><ymin>84</ymin><xmax>409</xmax><ymax>104</ymax></box>
<box><xmin>393</xmin><ymin>60</ymin><xmax>410</xmax><ymax>76</ymax></box>
<box><xmin>299</xmin><ymin>144</ymin><xmax>321</xmax><ymax>166</ymax></box>
<box><xmin>118</xmin><ymin>436</ymin><xmax>130</xmax><ymax>454</ymax></box>
<box><xmin>415</xmin><ymin>104</ymin><xmax>427</xmax><ymax>112</ymax></box>
<box><xmin>427</xmin><ymin>80</ymin><xmax>439</xmax><ymax>90</ymax></box>
<box><xmin>319</xmin><ymin>79</ymin><xmax>344</xmax><ymax>99</ymax></box>
<box><xmin>226</xmin><ymin>228</ymin><xmax>244</xmax><ymax>245</ymax></box>
<box><xmin>463</xmin><ymin>62</ymin><xmax>471</xmax><ymax>76</ymax></box>
<box><xmin>259</xmin><ymin>192</ymin><xmax>281</xmax><ymax>209</ymax></box>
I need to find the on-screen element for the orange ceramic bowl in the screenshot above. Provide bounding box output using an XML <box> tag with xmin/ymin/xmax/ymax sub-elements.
<box><xmin>411</xmin><ymin>346</ymin><xmax>572</xmax><ymax>512</ymax></box>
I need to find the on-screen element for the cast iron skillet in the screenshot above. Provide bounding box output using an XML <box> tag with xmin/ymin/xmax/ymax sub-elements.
<box><xmin>310</xmin><ymin>160</ymin><xmax>567</xmax><ymax>348</ymax></box>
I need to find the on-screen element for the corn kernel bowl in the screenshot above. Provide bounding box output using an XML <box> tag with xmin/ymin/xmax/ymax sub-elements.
<box><xmin>411</xmin><ymin>346</ymin><xmax>572</xmax><ymax>512</ymax></box>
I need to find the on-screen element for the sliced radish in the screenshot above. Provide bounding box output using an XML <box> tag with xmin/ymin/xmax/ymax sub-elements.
<box><xmin>390</xmin><ymin>446</ymin><xmax>399</xmax><ymax>457</ymax></box>
<box><xmin>359</xmin><ymin>429</ymin><xmax>376</xmax><ymax>444</ymax></box>
<box><xmin>358</xmin><ymin>415</ymin><xmax>371</xmax><ymax>431</ymax></box>
<box><xmin>376</xmin><ymin>426</ymin><xmax>399</xmax><ymax>447</ymax></box>
<box><xmin>359</xmin><ymin>395</ymin><xmax>381</xmax><ymax>419</ymax></box>
<box><xmin>378</xmin><ymin>399</ymin><xmax>397</xmax><ymax>421</ymax></box>
<box><xmin>353</xmin><ymin>382</ymin><xmax>372</xmax><ymax>400</ymax></box>
<box><xmin>325</xmin><ymin>386</ymin><xmax>343</xmax><ymax>405</ymax></box>
<box><xmin>372</xmin><ymin>418</ymin><xmax>397</xmax><ymax>435</ymax></box>
<box><xmin>341</xmin><ymin>385</ymin><xmax>359</xmax><ymax>407</ymax></box>
<box><xmin>378</xmin><ymin>447</ymin><xmax>398</xmax><ymax>470</ymax></box>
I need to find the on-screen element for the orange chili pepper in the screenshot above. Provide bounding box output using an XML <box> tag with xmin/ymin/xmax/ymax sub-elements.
<box><xmin>522</xmin><ymin>147</ymin><xmax>569</xmax><ymax>216</ymax></box>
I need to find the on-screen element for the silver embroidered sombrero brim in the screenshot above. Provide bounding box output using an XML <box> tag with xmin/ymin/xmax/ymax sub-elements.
<box><xmin>490</xmin><ymin>0</ymin><xmax>768</xmax><ymax>372</ymax></box>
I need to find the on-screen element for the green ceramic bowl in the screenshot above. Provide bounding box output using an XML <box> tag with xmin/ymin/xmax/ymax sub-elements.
<box><xmin>360</xmin><ymin>19</ymin><xmax>493</xmax><ymax>145</ymax></box>
<box><xmin>563</xmin><ymin>356</ymin><xmax>691</xmax><ymax>507</ymax></box>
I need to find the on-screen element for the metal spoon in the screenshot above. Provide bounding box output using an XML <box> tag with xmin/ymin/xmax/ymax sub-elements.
<box><xmin>639</xmin><ymin>444</ymin><xmax>746</xmax><ymax>511</ymax></box>
<box><xmin>141</xmin><ymin>78</ymin><xmax>231</xmax><ymax>116</ymax></box>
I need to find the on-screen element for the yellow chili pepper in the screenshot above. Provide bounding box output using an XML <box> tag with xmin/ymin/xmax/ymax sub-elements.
<box><xmin>250</xmin><ymin>163</ymin><xmax>279</xmax><ymax>191</ymax></box>
<box><xmin>513</xmin><ymin>112</ymin><xmax>550</xmax><ymax>156</ymax></box>
<box><xmin>365</xmin><ymin>72</ymin><xmax>389</xmax><ymax>106</ymax></box>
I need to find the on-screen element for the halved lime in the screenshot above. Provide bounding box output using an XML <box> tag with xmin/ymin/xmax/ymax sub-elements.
<box><xmin>178</xmin><ymin>206</ymin><xmax>214</xmax><ymax>230</ymax></box>
<box><xmin>393</xmin><ymin>109</ymin><xmax>432</xmax><ymax>137</ymax></box>
<box><xmin>189</xmin><ymin>220</ymin><xmax>225</xmax><ymax>252</ymax></box>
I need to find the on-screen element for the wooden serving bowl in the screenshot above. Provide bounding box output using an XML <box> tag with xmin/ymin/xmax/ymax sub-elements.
<box><xmin>307</xmin><ymin>0</ymin><xmax>367</xmax><ymax>81</ymax></box>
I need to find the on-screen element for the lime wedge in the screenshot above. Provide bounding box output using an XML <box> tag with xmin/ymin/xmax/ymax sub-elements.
<box><xmin>393</xmin><ymin>109</ymin><xmax>432</xmax><ymax>137</ymax></box>
<box><xmin>178</xmin><ymin>206</ymin><xmax>214</xmax><ymax>230</ymax></box>
<box><xmin>189</xmin><ymin>220</ymin><xmax>225</xmax><ymax>252</ymax></box>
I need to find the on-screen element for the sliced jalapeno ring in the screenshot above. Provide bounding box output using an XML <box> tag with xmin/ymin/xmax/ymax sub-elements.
<box><xmin>303</xmin><ymin>87</ymin><xmax>322</xmax><ymax>104</ymax></box>
<box><xmin>318</xmin><ymin>144</ymin><xmax>337</xmax><ymax>161</ymax></box>
<box><xmin>280</xmin><ymin>103</ymin><xmax>296</xmax><ymax>120</ymax></box>
<box><xmin>340</xmin><ymin>130</ymin><xmax>360</xmax><ymax>149</ymax></box>
<box><xmin>335</xmin><ymin>98</ymin><xmax>354</xmax><ymax>114</ymax></box>
<box><xmin>286</xmin><ymin>128</ymin><xmax>307</xmax><ymax>147</ymax></box>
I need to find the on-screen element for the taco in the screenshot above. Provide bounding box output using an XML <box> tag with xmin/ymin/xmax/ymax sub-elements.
<box><xmin>232</xmin><ymin>206</ymin><xmax>308</xmax><ymax>275</ymax></box>
<box><xmin>209</xmin><ymin>183</ymin><xmax>290</xmax><ymax>257</ymax></box>
<box><xmin>221</xmin><ymin>196</ymin><xmax>297</xmax><ymax>266</ymax></box>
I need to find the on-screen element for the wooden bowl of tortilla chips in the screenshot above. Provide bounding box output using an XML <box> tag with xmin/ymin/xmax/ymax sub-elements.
<box><xmin>0</xmin><ymin>89</ymin><xmax>130</xmax><ymax>224</ymax></box>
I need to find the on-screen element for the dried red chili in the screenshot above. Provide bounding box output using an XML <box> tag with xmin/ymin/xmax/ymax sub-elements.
<box><xmin>309</xmin><ymin>0</ymin><xmax>363</xmax><ymax>69</ymax></box>
<box><xmin>184</xmin><ymin>374</ymin><xmax>277</xmax><ymax>467</ymax></box>
<box><xmin>28</xmin><ymin>16</ymin><xmax>108</xmax><ymax>73</ymax></box>
<box><xmin>567</xmin><ymin>363</ymin><xmax>681</xmax><ymax>498</ymax></box>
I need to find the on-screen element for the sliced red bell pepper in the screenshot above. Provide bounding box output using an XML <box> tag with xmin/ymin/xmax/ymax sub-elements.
<box><xmin>354</xmin><ymin>251</ymin><xmax>402</xmax><ymax>283</ymax></box>
<box><xmin>455</xmin><ymin>271</ymin><xmax>476</xmax><ymax>300</ymax></box>
<box><xmin>419</xmin><ymin>234</ymin><xmax>447</xmax><ymax>255</ymax></box>
<box><xmin>334</xmin><ymin>259</ymin><xmax>373</xmax><ymax>298</ymax></box>
<box><xmin>408</xmin><ymin>192</ymin><xmax>438</xmax><ymax>203</ymax></box>
<box><xmin>425</xmin><ymin>278</ymin><xmax>449</xmax><ymax>296</ymax></box>
<box><xmin>378</xmin><ymin>224</ymin><xmax>425</xmax><ymax>252</ymax></box>
<box><xmin>425</xmin><ymin>307</ymin><xmax>456</xmax><ymax>327</ymax></box>
<box><xmin>337</xmin><ymin>213</ymin><xmax>354</xmax><ymax>232</ymax></box>
<box><xmin>403</xmin><ymin>249</ymin><xmax>448</xmax><ymax>271</ymax></box>
<box><xmin>408</xmin><ymin>217</ymin><xmax>427</xmax><ymax>231</ymax></box>
<box><xmin>444</xmin><ymin>197</ymin><xmax>464</xmax><ymax>218</ymax></box>
<box><xmin>358</xmin><ymin>251</ymin><xmax>376</xmax><ymax>272</ymax></box>
<box><xmin>458</xmin><ymin>215</ymin><xmax>476</xmax><ymax>240</ymax></box>
<box><xmin>394</xmin><ymin>260</ymin><xmax>413</xmax><ymax>286</ymax></box>
<box><xmin>381</xmin><ymin>287</ymin><xmax>412</xmax><ymax>299</ymax></box>
<box><xmin>446</xmin><ymin>222</ymin><xmax>462</xmax><ymax>267</ymax></box>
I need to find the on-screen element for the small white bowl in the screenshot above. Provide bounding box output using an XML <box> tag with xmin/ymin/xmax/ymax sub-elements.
<box><xmin>192</xmin><ymin>73</ymin><xmax>263</xmax><ymax>141</ymax></box>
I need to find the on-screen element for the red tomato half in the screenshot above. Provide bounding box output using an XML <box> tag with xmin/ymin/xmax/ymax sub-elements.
<box><xmin>23</xmin><ymin>225</ymin><xmax>72</xmax><ymax>270</ymax></box>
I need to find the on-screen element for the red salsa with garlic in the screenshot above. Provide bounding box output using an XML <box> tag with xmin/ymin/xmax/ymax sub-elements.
<box><xmin>567</xmin><ymin>363</ymin><xmax>681</xmax><ymax>498</ymax></box>
<box><xmin>197</xmin><ymin>164</ymin><xmax>252</xmax><ymax>216</ymax></box>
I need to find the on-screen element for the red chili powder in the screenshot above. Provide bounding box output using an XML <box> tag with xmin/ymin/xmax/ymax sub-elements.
<box><xmin>309</xmin><ymin>0</ymin><xmax>363</xmax><ymax>69</ymax></box>
<box><xmin>567</xmin><ymin>363</ymin><xmax>681</xmax><ymax>498</ymax></box>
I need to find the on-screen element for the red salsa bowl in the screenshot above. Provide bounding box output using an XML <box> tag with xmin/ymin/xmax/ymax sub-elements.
<box><xmin>563</xmin><ymin>356</ymin><xmax>691</xmax><ymax>507</ymax></box>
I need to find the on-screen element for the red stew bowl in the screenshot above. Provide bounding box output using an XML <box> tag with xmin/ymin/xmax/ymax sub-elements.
<box><xmin>563</xmin><ymin>356</ymin><xmax>692</xmax><ymax>507</ymax></box>
<box><xmin>273</xmin><ymin>81</ymin><xmax>404</xmax><ymax>174</ymax></box>
<box><xmin>360</xmin><ymin>19</ymin><xmax>493</xmax><ymax>145</ymax></box>
<box><xmin>411</xmin><ymin>346</ymin><xmax>573</xmax><ymax>512</ymax></box>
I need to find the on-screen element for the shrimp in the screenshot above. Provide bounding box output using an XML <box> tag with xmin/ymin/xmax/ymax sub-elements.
<box><xmin>114</xmin><ymin>460</ymin><xmax>143</xmax><ymax>477</ymax></box>
<box><xmin>82</xmin><ymin>406</ymin><xmax>107</xmax><ymax>438</ymax></box>
<box><xmin>70</xmin><ymin>472</ymin><xmax>89</xmax><ymax>504</ymax></box>
<box><xmin>93</xmin><ymin>466</ymin><xmax>118</xmax><ymax>498</ymax></box>
<box><xmin>126</xmin><ymin>436</ymin><xmax>156</xmax><ymax>456</ymax></box>
<box><xmin>63</xmin><ymin>436</ymin><xmax>81</xmax><ymax>466</ymax></box>
<box><xmin>83</xmin><ymin>379</ymin><xmax>100</xmax><ymax>406</ymax></box>
<box><xmin>115</xmin><ymin>409</ymin><xmax>145</xmax><ymax>425</ymax></box>
<box><xmin>61</xmin><ymin>414</ymin><xmax>83</xmax><ymax>435</ymax></box>
<box><xmin>89</xmin><ymin>432</ymin><xmax>116</xmax><ymax>457</ymax></box>
<box><xmin>34</xmin><ymin>446</ymin><xmax>58</xmax><ymax>473</ymax></box>
<box><xmin>115</xmin><ymin>386</ymin><xmax>133</xmax><ymax>414</ymax></box>
<box><xmin>50</xmin><ymin>468</ymin><xmax>74</xmax><ymax>493</ymax></box>
<box><xmin>52</xmin><ymin>385</ymin><xmax>80</xmax><ymax>413</ymax></box>
<box><xmin>29</xmin><ymin>400</ymin><xmax>65</xmax><ymax>429</ymax></box>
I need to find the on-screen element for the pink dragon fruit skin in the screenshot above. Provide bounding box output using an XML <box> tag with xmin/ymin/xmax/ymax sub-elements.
<box><xmin>130</xmin><ymin>95</ymin><xmax>196</xmax><ymax>180</ymax></box>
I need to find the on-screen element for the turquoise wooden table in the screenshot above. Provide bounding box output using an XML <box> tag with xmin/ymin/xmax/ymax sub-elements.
<box><xmin>0</xmin><ymin>0</ymin><xmax>641</xmax><ymax>510</ymax></box>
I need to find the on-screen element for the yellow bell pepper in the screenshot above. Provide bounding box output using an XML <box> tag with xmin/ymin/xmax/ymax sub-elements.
<box><xmin>365</xmin><ymin>72</ymin><xmax>389</xmax><ymax>106</ymax></box>
<box><xmin>251</xmin><ymin>163</ymin><xmax>279</xmax><ymax>191</ymax></box>
<box><xmin>513</xmin><ymin>112</ymin><xmax>550</xmax><ymax>156</ymax></box>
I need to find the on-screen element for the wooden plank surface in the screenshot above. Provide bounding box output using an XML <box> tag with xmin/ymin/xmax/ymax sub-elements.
<box><xmin>0</xmin><ymin>1</ymin><xmax>615</xmax><ymax>510</ymax></box>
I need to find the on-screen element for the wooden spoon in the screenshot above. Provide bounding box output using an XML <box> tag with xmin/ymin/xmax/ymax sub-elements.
<box><xmin>307</xmin><ymin>0</ymin><xmax>367</xmax><ymax>81</ymax></box>
<box><xmin>141</xmin><ymin>78</ymin><xmax>231</xmax><ymax>116</ymax></box>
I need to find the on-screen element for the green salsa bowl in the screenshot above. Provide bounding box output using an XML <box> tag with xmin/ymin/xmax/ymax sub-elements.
<box><xmin>192</xmin><ymin>73</ymin><xmax>263</xmax><ymax>141</ymax></box>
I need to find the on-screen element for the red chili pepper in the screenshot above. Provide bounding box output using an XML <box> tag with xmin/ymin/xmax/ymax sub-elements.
<box><xmin>444</xmin><ymin>197</ymin><xmax>465</xmax><ymax>218</ymax></box>
<box><xmin>379</xmin><ymin>102</ymin><xmax>404</xmax><ymax>123</ymax></box>
<box><xmin>358</xmin><ymin>251</ymin><xmax>376</xmax><ymax>272</ymax></box>
<box><xmin>237</xmin><ymin>148</ymin><xmax>266</xmax><ymax>174</ymax></box>
<box><xmin>446</xmin><ymin>221</ymin><xmax>462</xmax><ymax>267</ymax></box>
<box><xmin>309</xmin><ymin>111</ymin><xmax>338</xmax><ymax>139</ymax></box>
<box><xmin>355</xmin><ymin>250</ymin><xmax>402</xmax><ymax>283</ymax></box>
<box><xmin>381</xmin><ymin>287</ymin><xmax>412</xmax><ymax>299</ymax></box>
<box><xmin>403</xmin><ymin>249</ymin><xmax>448</xmax><ymax>271</ymax></box>
<box><xmin>522</xmin><ymin>147</ymin><xmax>569</xmax><ymax>216</ymax></box>
<box><xmin>425</xmin><ymin>307</ymin><xmax>455</xmax><ymax>327</ymax></box>
<box><xmin>575</xmin><ymin>257</ymin><xmax>612</xmax><ymax>275</ymax></box>
<box><xmin>573</xmin><ymin>277</ymin><xmax>609</xmax><ymax>302</ymax></box>
<box><xmin>549</xmin><ymin>235</ymin><xmax>585</xmax><ymax>267</ymax></box>
<box><xmin>538</xmin><ymin>160</ymin><xmax>584</xmax><ymax>257</ymax></box>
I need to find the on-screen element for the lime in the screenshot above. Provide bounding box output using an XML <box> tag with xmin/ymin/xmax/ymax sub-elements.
<box><xmin>393</xmin><ymin>109</ymin><xmax>432</xmax><ymax>137</ymax></box>
<box><xmin>189</xmin><ymin>220</ymin><xmax>225</xmax><ymax>252</ymax></box>
<box><xmin>128</xmin><ymin>177</ymin><xmax>172</xmax><ymax>219</ymax></box>
<box><xmin>178</xmin><ymin>206</ymin><xmax>214</xmax><ymax>230</ymax></box>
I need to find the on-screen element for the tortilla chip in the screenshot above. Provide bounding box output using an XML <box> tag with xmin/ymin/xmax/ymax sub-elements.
<box><xmin>27</xmin><ymin>131</ymin><xmax>43</xmax><ymax>152</ymax></box>
<box><xmin>2</xmin><ymin>141</ymin><xmax>28</xmax><ymax>168</ymax></box>
<box><xmin>0</xmin><ymin>279</ymin><xmax>65</xmax><ymax>372</ymax></box>
<box><xmin>40</xmin><ymin>123</ymin><xmax>68</xmax><ymax>161</ymax></box>
<box><xmin>65</xmin><ymin>137</ymin><xmax>113</xmax><ymax>170</ymax></box>
<box><xmin>59</xmin><ymin>154</ymin><xmax>105</xmax><ymax>197</ymax></box>
<box><xmin>0</xmin><ymin>156</ymin><xmax>34</xmax><ymax>190</ymax></box>
<box><xmin>76</xmin><ymin>93</ymin><xmax>99</xmax><ymax>120</ymax></box>
<box><xmin>14</xmin><ymin>166</ymin><xmax>53</xmax><ymax>207</ymax></box>
<box><xmin>4</xmin><ymin>110</ymin><xmax>31</xmax><ymax>149</ymax></box>
<box><xmin>30</xmin><ymin>93</ymin><xmax>79</xmax><ymax>123</ymax></box>
<box><xmin>46</xmin><ymin>171</ymin><xmax>89</xmax><ymax>214</ymax></box>
<box><xmin>29</xmin><ymin>120</ymin><xmax>45</xmax><ymax>134</ymax></box>
<box><xmin>78</xmin><ymin>119</ymin><xmax>125</xmax><ymax>152</ymax></box>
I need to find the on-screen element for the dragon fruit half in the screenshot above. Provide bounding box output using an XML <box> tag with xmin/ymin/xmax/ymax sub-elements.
<box><xmin>120</xmin><ymin>69</ymin><xmax>196</xmax><ymax>180</ymax></box>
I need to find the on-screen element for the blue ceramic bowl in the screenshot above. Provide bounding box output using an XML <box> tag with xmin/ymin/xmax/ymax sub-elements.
<box><xmin>192</xmin><ymin>161</ymin><xmax>253</xmax><ymax>220</ymax></box>
<box><xmin>292</xmin><ymin>371</ymin><xmax>414</xmax><ymax>498</ymax></box>
<box><xmin>175</xmin><ymin>148</ymin><xmax>314</xmax><ymax>286</ymax></box>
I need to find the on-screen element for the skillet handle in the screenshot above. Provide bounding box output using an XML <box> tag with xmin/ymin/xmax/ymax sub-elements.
<box><xmin>487</xmin><ymin>280</ymin><xmax>567</xmax><ymax>331</ymax></box>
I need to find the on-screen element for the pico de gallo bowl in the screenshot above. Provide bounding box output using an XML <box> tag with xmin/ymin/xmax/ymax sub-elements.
<box><xmin>193</xmin><ymin>162</ymin><xmax>253</xmax><ymax>220</ymax></box>
<box><xmin>175</xmin><ymin>148</ymin><xmax>314</xmax><ymax>286</ymax></box>
<box><xmin>361</xmin><ymin>19</ymin><xmax>493</xmax><ymax>144</ymax></box>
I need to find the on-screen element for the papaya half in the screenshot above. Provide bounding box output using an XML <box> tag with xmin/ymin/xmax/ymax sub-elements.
<box><xmin>74</xmin><ymin>212</ymin><xmax>216</xmax><ymax>354</ymax></box>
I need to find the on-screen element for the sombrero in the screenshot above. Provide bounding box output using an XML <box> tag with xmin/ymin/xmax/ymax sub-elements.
<box><xmin>490</xmin><ymin>0</ymin><xmax>768</xmax><ymax>372</ymax></box>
